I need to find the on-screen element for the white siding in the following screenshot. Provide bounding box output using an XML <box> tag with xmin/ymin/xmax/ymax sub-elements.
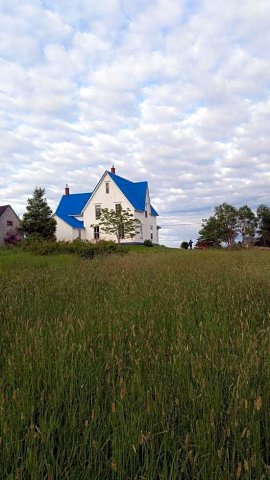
<box><xmin>55</xmin><ymin>172</ymin><xmax>159</xmax><ymax>244</ymax></box>
<box><xmin>134</xmin><ymin>210</ymin><xmax>158</xmax><ymax>243</ymax></box>
<box><xmin>55</xmin><ymin>216</ymin><xmax>84</xmax><ymax>241</ymax></box>
<box><xmin>83</xmin><ymin>172</ymin><xmax>135</xmax><ymax>243</ymax></box>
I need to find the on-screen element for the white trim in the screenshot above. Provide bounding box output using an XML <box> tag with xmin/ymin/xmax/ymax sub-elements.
<box><xmin>81</xmin><ymin>171</ymin><xmax>108</xmax><ymax>213</ymax></box>
<box><xmin>91</xmin><ymin>172</ymin><xmax>134</xmax><ymax>212</ymax></box>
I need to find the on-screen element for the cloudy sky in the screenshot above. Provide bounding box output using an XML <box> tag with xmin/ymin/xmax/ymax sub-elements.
<box><xmin>1</xmin><ymin>0</ymin><xmax>270</xmax><ymax>246</ymax></box>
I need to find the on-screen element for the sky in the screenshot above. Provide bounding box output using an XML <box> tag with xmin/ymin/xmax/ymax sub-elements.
<box><xmin>0</xmin><ymin>0</ymin><xmax>270</xmax><ymax>246</ymax></box>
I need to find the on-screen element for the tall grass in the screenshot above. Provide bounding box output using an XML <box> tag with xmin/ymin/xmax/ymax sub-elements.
<box><xmin>0</xmin><ymin>249</ymin><xmax>270</xmax><ymax>479</ymax></box>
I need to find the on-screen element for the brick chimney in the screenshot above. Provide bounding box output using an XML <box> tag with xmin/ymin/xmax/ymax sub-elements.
<box><xmin>65</xmin><ymin>184</ymin><xmax>70</xmax><ymax>195</ymax></box>
<box><xmin>111</xmin><ymin>165</ymin><xmax>115</xmax><ymax>174</ymax></box>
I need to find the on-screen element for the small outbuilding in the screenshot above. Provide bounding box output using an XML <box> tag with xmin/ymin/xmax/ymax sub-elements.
<box><xmin>0</xmin><ymin>205</ymin><xmax>21</xmax><ymax>245</ymax></box>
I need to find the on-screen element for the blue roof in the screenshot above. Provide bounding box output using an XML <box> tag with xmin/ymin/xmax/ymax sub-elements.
<box><xmin>55</xmin><ymin>172</ymin><xmax>158</xmax><ymax>229</ymax></box>
<box><xmin>58</xmin><ymin>215</ymin><xmax>85</xmax><ymax>228</ymax></box>
<box><xmin>150</xmin><ymin>205</ymin><xmax>159</xmax><ymax>216</ymax></box>
<box><xmin>108</xmin><ymin>171</ymin><xmax>158</xmax><ymax>216</ymax></box>
<box><xmin>55</xmin><ymin>192</ymin><xmax>92</xmax><ymax>229</ymax></box>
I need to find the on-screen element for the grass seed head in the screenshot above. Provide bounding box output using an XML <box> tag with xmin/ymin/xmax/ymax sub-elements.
<box><xmin>139</xmin><ymin>432</ymin><xmax>151</xmax><ymax>445</ymax></box>
<box><xmin>120</xmin><ymin>383</ymin><xmax>127</xmax><ymax>400</ymax></box>
<box><xmin>236</xmin><ymin>462</ymin><xmax>242</xmax><ymax>479</ymax></box>
<box><xmin>111</xmin><ymin>461</ymin><xmax>117</xmax><ymax>471</ymax></box>
<box><xmin>254</xmin><ymin>396</ymin><xmax>262</xmax><ymax>411</ymax></box>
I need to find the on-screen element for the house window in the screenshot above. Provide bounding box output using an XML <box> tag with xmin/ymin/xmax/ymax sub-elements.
<box><xmin>140</xmin><ymin>225</ymin><xmax>143</xmax><ymax>239</ymax></box>
<box><xmin>95</xmin><ymin>205</ymin><xmax>101</xmax><ymax>220</ymax></box>
<box><xmin>115</xmin><ymin>204</ymin><xmax>122</xmax><ymax>214</ymax></box>
<box><xmin>145</xmin><ymin>211</ymin><xmax>148</xmax><ymax>218</ymax></box>
<box><xmin>94</xmin><ymin>226</ymin><xmax>100</xmax><ymax>240</ymax></box>
<box><xmin>7</xmin><ymin>220</ymin><xmax>13</xmax><ymax>226</ymax></box>
<box><xmin>150</xmin><ymin>226</ymin><xmax>153</xmax><ymax>240</ymax></box>
<box><xmin>105</xmin><ymin>182</ymin><xmax>109</xmax><ymax>193</ymax></box>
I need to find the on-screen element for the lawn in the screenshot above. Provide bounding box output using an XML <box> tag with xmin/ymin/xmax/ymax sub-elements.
<box><xmin>1</xmin><ymin>248</ymin><xmax>270</xmax><ymax>479</ymax></box>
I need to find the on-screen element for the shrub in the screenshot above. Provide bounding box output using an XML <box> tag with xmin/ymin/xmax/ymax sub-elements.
<box><xmin>230</xmin><ymin>241</ymin><xmax>243</xmax><ymax>250</ymax></box>
<box><xmin>22</xmin><ymin>238</ymin><xmax>58</xmax><ymax>255</ymax></box>
<box><xmin>4</xmin><ymin>229</ymin><xmax>23</xmax><ymax>245</ymax></box>
<box><xmin>144</xmin><ymin>239</ymin><xmax>153</xmax><ymax>247</ymax></box>
<box><xmin>180</xmin><ymin>241</ymin><xmax>189</xmax><ymax>249</ymax></box>
<box><xmin>22</xmin><ymin>239</ymin><xmax>126</xmax><ymax>259</ymax></box>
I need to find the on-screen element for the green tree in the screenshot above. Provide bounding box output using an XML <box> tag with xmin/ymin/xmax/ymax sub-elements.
<box><xmin>257</xmin><ymin>204</ymin><xmax>270</xmax><ymax>246</ymax></box>
<box><xmin>97</xmin><ymin>208</ymin><xmax>140</xmax><ymax>244</ymax></box>
<box><xmin>237</xmin><ymin>205</ymin><xmax>257</xmax><ymax>245</ymax></box>
<box><xmin>214</xmin><ymin>203</ymin><xmax>238</xmax><ymax>246</ymax></box>
<box><xmin>199</xmin><ymin>203</ymin><xmax>238</xmax><ymax>246</ymax></box>
<box><xmin>21</xmin><ymin>187</ymin><xmax>56</xmax><ymax>240</ymax></box>
<box><xmin>198</xmin><ymin>215</ymin><xmax>223</xmax><ymax>246</ymax></box>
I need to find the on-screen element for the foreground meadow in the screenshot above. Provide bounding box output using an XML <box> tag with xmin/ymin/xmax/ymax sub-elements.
<box><xmin>1</xmin><ymin>248</ymin><xmax>270</xmax><ymax>479</ymax></box>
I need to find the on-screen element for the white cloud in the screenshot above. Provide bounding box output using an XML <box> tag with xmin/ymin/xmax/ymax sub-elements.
<box><xmin>0</xmin><ymin>0</ymin><xmax>270</xmax><ymax>245</ymax></box>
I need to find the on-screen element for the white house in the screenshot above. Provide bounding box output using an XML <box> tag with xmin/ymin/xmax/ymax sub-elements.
<box><xmin>54</xmin><ymin>167</ymin><xmax>160</xmax><ymax>244</ymax></box>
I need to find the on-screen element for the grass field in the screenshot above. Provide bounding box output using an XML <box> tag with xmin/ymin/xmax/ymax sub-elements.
<box><xmin>1</xmin><ymin>247</ymin><xmax>270</xmax><ymax>479</ymax></box>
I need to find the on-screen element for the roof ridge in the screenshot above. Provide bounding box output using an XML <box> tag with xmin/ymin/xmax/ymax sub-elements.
<box><xmin>108</xmin><ymin>171</ymin><xmax>149</xmax><ymax>186</ymax></box>
<box><xmin>107</xmin><ymin>171</ymin><xmax>133</xmax><ymax>183</ymax></box>
<box><xmin>62</xmin><ymin>192</ymin><xmax>92</xmax><ymax>196</ymax></box>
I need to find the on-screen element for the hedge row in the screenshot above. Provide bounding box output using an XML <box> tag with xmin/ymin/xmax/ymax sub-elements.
<box><xmin>22</xmin><ymin>239</ymin><xmax>127</xmax><ymax>259</ymax></box>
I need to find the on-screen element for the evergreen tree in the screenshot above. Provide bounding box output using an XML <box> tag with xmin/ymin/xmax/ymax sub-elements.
<box><xmin>21</xmin><ymin>187</ymin><xmax>56</xmax><ymax>240</ymax></box>
<box><xmin>97</xmin><ymin>208</ymin><xmax>140</xmax><ymax>244</ymax></box>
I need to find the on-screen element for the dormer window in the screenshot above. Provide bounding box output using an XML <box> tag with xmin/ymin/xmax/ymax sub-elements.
<box><xmin>105</xmin><ymin>182</ymin><xmax>109</xmax><ymax>193</ymax></box>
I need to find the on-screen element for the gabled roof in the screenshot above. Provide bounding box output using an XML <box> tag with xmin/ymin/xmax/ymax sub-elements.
<box><xmin>107</xmin><ymin>171</ymin><xmax>158</xmax><ymax>216</ymax></box>
<box><xmin>54</xmin><ymin>171</ymin><xmax>158</xmax><ymax>228</ymax></box>
<box><xmin>55</xmin><ymin>192</ymin><xmax>92</xmax><ymax>229</ymax></box>
<box><xmin>0</xmin><ymin>204</ymin><xmax>21</xmax><ymax>221</ymax></box>
<box><xmin>0</xmin><ymin>205</ymin><xmax>8</xmax><ymax>217</ymax></box>
<box><xmin>56</xmin><ymin>193</ymin><xmax>92</xmax><ymax>216</ymax></box>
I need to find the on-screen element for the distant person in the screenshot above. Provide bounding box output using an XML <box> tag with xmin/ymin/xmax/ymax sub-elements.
<box><xmin>188</xmin><ymin>239</ymin><xmax>193</xmax><ymax>250</ymax></box>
